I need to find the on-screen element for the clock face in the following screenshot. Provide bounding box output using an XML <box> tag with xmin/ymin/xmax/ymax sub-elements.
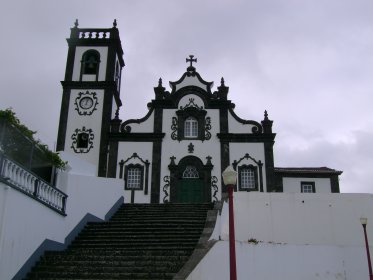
<box><xmin>79</xmin><ymin>97</ymin><xmax>94</xmax><ymax>109</ymax></box>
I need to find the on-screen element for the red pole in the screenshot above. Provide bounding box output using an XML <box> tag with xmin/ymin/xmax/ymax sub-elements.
<box><xmin>362</xmin><ymin>224</ymin><xmax>373</xmax><ymax>280</ymax></box>
<box><xmin>228</xmin><ymin>184</ymin><xmax>237</xmax><ymax>280</ymax></box>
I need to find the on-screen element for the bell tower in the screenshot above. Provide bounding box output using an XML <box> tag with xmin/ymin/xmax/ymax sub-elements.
<box><xmin>56</xmin><ymin>20</ymin><xmax>124</xmax><ymax>176</ymax></box>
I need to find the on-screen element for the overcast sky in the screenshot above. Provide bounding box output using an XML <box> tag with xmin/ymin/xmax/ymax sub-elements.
<box><xmin>0</xmin><ymin>0</ymin><xmax>372</xmax><ymax>193</ymax></box>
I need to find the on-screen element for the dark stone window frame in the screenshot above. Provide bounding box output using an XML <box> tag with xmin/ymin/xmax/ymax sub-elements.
<box><xmin>232</xmin><ymin>153</ymin><xmax>263</xmax><ymax>192</ymax></box>
<box><xmin>168</xmin><ymin>155</ymin><xmax>213</xmax><ymax>203</ymax></box>
<box><xmin>80</xmin><ymin>49</ymin><xmax>101</xmax><ymax>81</ymax></box>
<box><xmin>71</xmin><ymin>127</ymin><xmax>94</xmax><ymax>153</ymax></box>
<box><xmin>124</xmin><ymin>164</ymin><xmax>144</xmax><ymax>191</ymax></box>
<box><xmin>176</xmin><ymin>107</ymin><xmax>207</xmax><ymax>141</ymax></box>
<box><xmin>238</xmin><ymin>164</ymin><xmax>259</xmax><ymax>192</ymax></box>
<box><xmin>301</xmin><ymin>181</ymin><xmax>316</xmax><ymax>193</ymax></box>
<box><xmin>118</xmin><ymin>153</ymin><xmax>150</xmax><ymax>195</ymax></box>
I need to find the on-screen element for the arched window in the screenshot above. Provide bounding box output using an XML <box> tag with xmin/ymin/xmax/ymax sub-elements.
<box><xmin>81</xmin><ymin>50</ymin><xmax>100</xmax><ymax>78</ymax></box>
<box><xmin>182</xmin><ymin>165</ymin><xmax>199</xmax><ymax>178</ymax></box>
<box><xmin>184</xmin><ymin>117</ymin><xmax>198</xmax><ymax>138</ymax></box>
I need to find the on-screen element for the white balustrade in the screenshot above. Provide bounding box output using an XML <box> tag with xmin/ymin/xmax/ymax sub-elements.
<box><xmin>0</xmin><ymin>155</ymin><xmax>66</xmax><ymax>214</ymax></box>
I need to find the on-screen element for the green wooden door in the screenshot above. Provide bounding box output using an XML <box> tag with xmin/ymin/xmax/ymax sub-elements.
<box><xmin>176</xmin><ymin>178</ymin><xmax>204</xmax><ymax>203</ymax></box>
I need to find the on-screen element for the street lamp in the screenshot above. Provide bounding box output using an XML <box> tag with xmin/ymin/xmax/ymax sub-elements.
<box><xmin>222</xmin><ymin>165</ymin><xmax>238</xmax><ymax>280</ymax></box>
<box><xmin>360</xmin><ymin>217</ymin><xmax>373</xmax><ymax>280</ymax></box>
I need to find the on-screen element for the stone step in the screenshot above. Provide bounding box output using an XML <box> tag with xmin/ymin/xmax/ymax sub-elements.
<box><xmin>44</xmin><ymin>249</ymin><xmax>193</xmax><ymax>258</ymax></box>
<box><xmin>25</xmin><ymin>203</ymin><xmax>212</xmax><ymax>280</ymax></box>
<box><xmin>26</xmin><ymin>271</ymin><xmax>176</xmax><ymax>279</ymax></box>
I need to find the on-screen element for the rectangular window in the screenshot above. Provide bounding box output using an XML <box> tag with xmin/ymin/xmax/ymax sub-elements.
<box><xmin>241</xmin><ymin>169</ymin><xmax>255</xmax><ymax>189</ymax></box>
<box><xmin>301</xmin><ymin>182</ymin><xmax>315</xmax><ymax>193</ymax></box>
<box><xmin>184</xmin><ymin>117</ymin><xmax>198</xmax><ymax>138</ymax></box>
<box><xmin>238</xmin><ymin>165</ymin><xmax>258</xmax><ymax>191</ymax></box>
<box><xmin>126</xmin><ymin>167</ymin><xmax>142</xmax><ymax>189</ymax></box>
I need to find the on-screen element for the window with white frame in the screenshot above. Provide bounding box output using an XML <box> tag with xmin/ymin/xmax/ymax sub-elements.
<box><xmin>238</xmin><ymin>165</ymin><xmax>258</xmax><ymax>191</ymax></box>
<box><xmin>125</xmin><ymin>165</ymin><xmax>143</xmax><ymax>190</ymax></box>
<box><xmin>184</xmin><ymin>117</ymin><xmax>198</xmax><ymax>138</ymax></box>
<box><xmin>301</xmin><ymin>182</ymin><xmax>315</xmax><ymax>193</ymax></box>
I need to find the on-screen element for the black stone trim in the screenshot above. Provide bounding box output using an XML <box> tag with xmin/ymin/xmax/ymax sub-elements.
<box><xmin>217</xmin><ymin>133</ymin><xmax>276</xmax><ymax>142</ymax></box>
<box><xmin>219</xmin><ymin>105</ymin><xmax>230</xmax><ymax>193</ymax></box>
<box><xmin>109</xmin><ymin>132</ymin><xmax>165</xmax><ymax>142</ymax></box>
<box><xmin>264</xmin><ymin>141</ymin><xmax>275</xmax><ymax>192</ymax></box>
<box><xmin>330</xmin><ymin>175</ymin><xmax>340</xmax><ymax>193</ymax></box>
<box><xmin>301</xmin><ymin>181</ymin><xmax>316</xmax><ymax>193</ymax></box>
<box><xmin>120</xmin><ymin>108</ymin><xmax>154</xmax><ymax>133</ymax></box>
<box><xmin>74</xmin><ymin>91</ymin><xmax>99</xmax><ymax>115</ymax></box>
<box><xmin>171</xmin><ymin>117</ymin><xmax>178</xmax><ymax>140</ymax></box>
<box><xmin>98</xmin><ymin>87</ymin><xmax>115</xmax><ymax>177</ymax></box>
<box><xmin>150</xmin><ymin>108</ymin><xmax>163</xmax><ymax>203</ymax></box>
<box><xmin>71</xmin><ymin>127</ymin><xmax>94</xmax><ymax>153</ymax></box>
<box><xmin>163</xmin><ymin>176</ymin><xmax>170</xmax><ymax>203</ymax></box>
<box><xmin>56</xmin><ymin>89</ymin><xmax>71</xmax><ymax>151</ymax></box>
<box><xmin>274</xmin><ymin>171</ymin><xmax>342</xmax><ymax>178</ymax></box>
<box><xmin>228</xmin><ymin>107</ymin><xmax>263</xmax><ymax>134</ymax></box>
<box><xmin>168</xmin><ymin>155</ymin><xmax>213</xmax><ymax>203</ymax></box>
<box><xmin>211</xmin><ymin>176</ymin><xmax>218</xmax><ymax>202</ymax></box>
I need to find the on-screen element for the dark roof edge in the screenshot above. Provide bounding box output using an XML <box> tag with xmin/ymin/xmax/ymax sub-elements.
<box><xmin>274</xmin><ymin>167</ymin><xmax>343</xmax><ymax>175</ymax></box>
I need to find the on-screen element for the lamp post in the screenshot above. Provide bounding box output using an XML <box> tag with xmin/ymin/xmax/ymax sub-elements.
<box><xmin>361</xmin><ymin>217</ymin><xmax>373</xmax><ymax>280</ymax></box>
<box><xmin>222</xmin><ymin>166</ymin><xmax>238</xmax><ymax>280</ymax></box>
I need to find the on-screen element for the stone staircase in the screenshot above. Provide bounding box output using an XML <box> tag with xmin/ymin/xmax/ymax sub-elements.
<box><xmin>25</xmin><ymin>203</ymin><xmax>213</xmax><ymax>280</ymax></box>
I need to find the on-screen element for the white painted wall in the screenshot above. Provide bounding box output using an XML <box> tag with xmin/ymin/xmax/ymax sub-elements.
<box><xmin>228</xmin><ymin>110</ymin><xmax>257</xmax><ymax>133</ymax></box>
<box><xmin>64</xmin><ymin>89</ymin><xmax>104</xmax><ymax>173</ymax></box>
<box><xmin>187</xmin><ymin>192</ymin><xmax>373</xmax><ymax>279</ymax></box>
<box><xmin>122</xmin><ymin>110</ymin><xmax>154</xmax><ymax>133</ymax></box>
<box><xmin>0</xmin><ymin>171</ymin><xmax>123</xmax><ymax>280</ymax></box>
<box><xmin>283</xmin><ymin>177</ymin><xmax>332</xmax><ymax>193</ymax></box>
<box><xmin>219</xmin><ymin>192</ymin><xmax>373</xmax><ymax>246</ymax></box>
<box><xmin>187</xmin><ymin>241</ymin><xmax>370</xmax><ymax>280</ymax></box>
<box><xmin>178</xmin><ymin>94</ymin><xmax>205</xmax><ymax>108</ymax></box>
<box><xmin>175</xmin><ymin>75</ymin><xmax>209</xmax><ymax>92</ymax></box>
<box><xmin>72</xmin><ymin>46</ymin><xmax>108</xmax><ymax>81</ymax></box>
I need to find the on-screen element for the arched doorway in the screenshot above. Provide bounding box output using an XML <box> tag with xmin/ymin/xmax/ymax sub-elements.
<box><xmin>169</xmin><ymin>156</ymin><xmax>212</xmax><ymax>203</ymax></box>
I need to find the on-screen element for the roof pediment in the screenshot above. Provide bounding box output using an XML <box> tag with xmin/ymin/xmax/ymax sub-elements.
<box><xmin>169</xmin><ymin>70</ymin><xmax>213</xmax><ymax>94</ymax></box>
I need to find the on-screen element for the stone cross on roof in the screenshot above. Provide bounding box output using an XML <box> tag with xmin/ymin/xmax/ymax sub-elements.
<box><xmin>186</xmin><ymin>55</ymin><xmax>197</xmax><ymax>72</ymax></box>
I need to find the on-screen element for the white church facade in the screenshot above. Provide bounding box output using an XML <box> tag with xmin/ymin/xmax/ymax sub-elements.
<box><xmin>4</xmin><ymin>21</ymin><xmax>373</xmax><ymax>280</ymax></box>
<box><xmin>56</xmin><ymin>20</ymin><xmax>342</xmax><ymax>204</ymax></box>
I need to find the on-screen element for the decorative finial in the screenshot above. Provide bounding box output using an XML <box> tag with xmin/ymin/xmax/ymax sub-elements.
<box><xmin>221</xmin><ymin>77</ymin><xmax>225</xmax><ymax>86</ymax></box>
<box><xmin>113</xmin><ymin>19</ymin><xmax>117</xmax><ymax>28</ymax></box>
<box><xmin>264</xmin><ymin>110</ymin><xmax>268</xmax><ymax>120</ymax></box>
<box><xmin>186</xmin><ymin>55</ymin><xmax>197</xmax><ymax>71</ymax></box>
<box><xmin>158</xmin><ymin>77</ymin><xmax>163</xmax><ymax>87</ymax></box>
<box><xmin>74</xmin><ymin>19</ymin><xmax>79</xmax><ymax>28</ymax></box>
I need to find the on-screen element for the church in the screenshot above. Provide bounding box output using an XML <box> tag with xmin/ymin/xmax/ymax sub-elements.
<box><xmin>56</xmin><ymin>19</ymin><xmax>342</xmax><ymax>204</ymax></box>
<box><xmin>2</xmin><ymin>21</ymin><xmax>373</xmax><ymax>280</ymax></box>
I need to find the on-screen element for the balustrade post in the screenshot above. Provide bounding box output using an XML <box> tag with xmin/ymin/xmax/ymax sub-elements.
<box><xmin>61</xmin><ymin>195</ymin><xmax>67</xmax><ymax>214</ymax></box>
<box><xmin>33</xmin><ymin>179</ymin><xmax>39</xmax><ymax>198</ymax></box>
<box><xmin>0</xmin><ymin>152</ymin><xmax>4</xmax><ymax>177</ymax></box>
